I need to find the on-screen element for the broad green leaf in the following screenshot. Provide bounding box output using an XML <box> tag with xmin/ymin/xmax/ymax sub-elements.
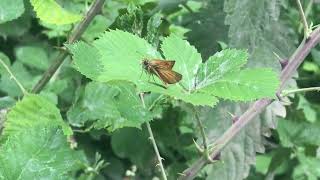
<box><xmin>1</xmin><ymin>94</ymin><xmax>72</xmax><ymax>141</ymax></box>
<box><xmin>196</xmin><ymin>49</ymin><xmax>248</xmax><ymax>89</ymax></box>
<box><xmin>142</xmin><ymin>83</ymin><xmax>218</xmax><ymax>107</ymax></box>
<box><xmin>224</xmin><ymin>0</ymin><xmax>295</xmax><ymax>71</ymax></box>
<box><xmin>68</xmin><ymin>29</ymin><xmax>159</xmax><ymax>83</ymax></box>
<box><xmin>30</xmin><ymin>0</ymin><xmax>82</xmax><ymax>25</ymax></box>
<box><xmin>0</xmin><ymin>126</ymin><xmax>83</xmax><ymax>179</ymax></box>
<box><xmin>161</xmin><ymin>34</ymin><xmax>202</xmax><ymax>90</ymax></box>
<box><xmin>0</xmin><ymin>12</ymin><xmax>31</xmax><ymax>38</ymax></box>
<box><xmin>0</xmin><ymin>0</ymin><xmax>24</xmax><ymax>24</ymax></box>
<box><xmin>15</xmin><ymin>46</ymin><xmax>49</xmax><ymax>70</ymax></box>
<box><xmin>67</xmin><ymin>82</ymin><xmax>153</xmax><ymax>131</ymax></box>
<box><xmin>111</xmin><ymin>127</ymin><xmax>154</xmax><ymax>169</ymax></box>
<box><xmin>200</xmin><ymin>68</ymin><xmax>279</xmax><ymax>101</ymax></box>
<box><xmin>277</xmin><ymin>119</ymin><xmax>320</xmax><ymax>147</ymax></box>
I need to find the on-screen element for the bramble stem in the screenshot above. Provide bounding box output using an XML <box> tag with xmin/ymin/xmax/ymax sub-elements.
<box><xmin>31</xmin><ymin>0</ymin><xmax>105</xmax><ymax>93</ymax></box>
<box><xmin>281</xmin><ymin>87</ymin><xmax>320</xmax><ymax>96</ymax></box>
<box><xmin>139</xmin><ymin>93</ymin><xmax>167</xmax><ymax>180</ymax></box>
<box><xmin>0</xmin><ymin>59</ymin><xmax>27</xmax><ymax>95</ymax></box>
<box><xmin>178</xmin><ymin>26</ymin><xmax>320</xmax><ymax>180</ymax></box>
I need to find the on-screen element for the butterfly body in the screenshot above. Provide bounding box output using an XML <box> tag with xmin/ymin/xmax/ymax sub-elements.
<box><xmin>142</xmin><ymin>59</ymin><xmax>182</xmax><ymax>85</ymax></box>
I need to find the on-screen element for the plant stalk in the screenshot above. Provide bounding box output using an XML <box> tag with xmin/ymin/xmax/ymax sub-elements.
<box><xmin>31</xmin><ymin>0</ymin><xmax>106</xmax><ymax>93</ymax></box>
<box><xmin>139</xmin><ymin>93</ymin><xmax>167</xmax><ymax>180</ymax></box>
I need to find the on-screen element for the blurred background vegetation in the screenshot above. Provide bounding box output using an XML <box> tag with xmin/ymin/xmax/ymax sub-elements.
<box><xmin>0</xmin><ymin>0</ymin><xmax>320</xmax><ymax>179</ymax></box>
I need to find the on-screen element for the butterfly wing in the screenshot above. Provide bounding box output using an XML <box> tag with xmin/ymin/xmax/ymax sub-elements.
<box><xmin>148</xmin><ymin>60</ymin><xmax>175</xmax><ymax>69</ymax></box>
<box><xmin>155</xmin><ymin>69</ymin><xmax>182</xmax><ymax>84</ymax></box>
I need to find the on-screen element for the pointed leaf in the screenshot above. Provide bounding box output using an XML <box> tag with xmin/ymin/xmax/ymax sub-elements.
<box><xmin>1</xmin><ymin>94</ymin><xmax>72</xmax><ymax>141</ymax></box>
<box><xmin>0</xmin><ymin>0</ymin><xmax>24</xmax><ymax>24</ymax></box>
<box><xmin>161</xmin><ymin>35</ymin><xmax>202</xmax><ymax>90</ymax></box>
<box><xmin>30</xmin><ymin>0</ymin><xmax>82</xmax><ymax>25</ymax></box>
<box><xmin>0</xmin><ymin>126</ymin><xmax>83</xmax><ymax>179</ymax></box>
<box><xmin>200</xmin><ymin>68</ymin><xmax>279</xmax><ymax>101</ymax></box>
<box><xmin>196</xmin><ymin>49</ymin><xmax>248</xmax><ymax>88</ymax></box>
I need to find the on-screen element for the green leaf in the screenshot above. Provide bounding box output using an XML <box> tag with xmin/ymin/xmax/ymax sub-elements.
<box><xmin>200</xmin><ymin>68</ymin><xmax>279</xmax><ymax>101</ymax></box>
<box><xmin>0</xmin><ymin>12</ymin><xmax>31</xmax><ymax>38</ymax></box>
<box><xmin>111</xmin><ymin>127</ymin><xmax>154</xmax><ymax>169</ymax></box>
<box><xmin>1</xmin><ymin>94</ymin><xmax>72</xmax><ymax>141</ymax></box>
<box><xmin>277</xmin><ymin>119</ymin><xmax>320</xmax><ymax>147</ymax></box>
<box><xmin>196</xmin><ymin>49</ymin><xmax>248</xmax><ymax>89</ymax></box>
<box><xmin>297</xmin><ymin>95</ymin><xmax>317</xmax><ymax>123</ymax></box>
<box><xmin>15</xmin><ymin>46</ymin><xmax>49</xmax><ymax>70</ymax></box>
<box><xmin>161</xmin><ymin>34</ymin><xmax>202</xmax><ymax>90</ymax></box>
<box><xmin>67</xmin><ymin>82</ymin><xmax>153</xmax><ymax>131</ymax></box>
<box><xmin>225</xmin><ymin>0</ymin><xmax>295</xmax><ymax>71</ymax></box>
<box><xmin>0</xmin><ymin>0</ymin><xmax>24</xmax><ymax>24</ymax></box>
<box><xmin>0</xmin><ymin>126</ymin><xmax>84</xmax><ymax>179</ymax></box>
<box><xmin>142</xmin><ymin>83</ymin><xmax>218</xmax><ymax>107</ymax></box>
<box><xmin>30</xmin><ymin>0</ymin><xmax>82</xmax><ymax>25</ymax></box>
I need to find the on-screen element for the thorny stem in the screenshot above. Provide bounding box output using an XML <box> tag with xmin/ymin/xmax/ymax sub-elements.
<box><xmin>178</xmin><ymin>26</ymin><xmax>320</xmax><ymax>180</ymax></box>
<box><xmin>281</xmin><ymin>86</ymin><xmax>320</xmax><ymax>97</ymax></box>
<box><xmin>139</xmin><ymin>93</ymin><xmax>167</xmax><ymax>180</ymax></box>
<box><xmin>297</xmin><ymin>0</ymin><xmax>309</xmax><ymax>38</ymax></box>
<box><xmin>0</xmin><ymin>59</ymin><xmax>27</xmax><ymax>95</ymax></box>
<box><xmin>193</xmin><ymin>108</ymin><xmax>215</xmax><ymax>163</ymax></box>
<box><xmin>31</xmin><ymin>0</ymin><xmax>106</xmax><ymax>93</ymax></box>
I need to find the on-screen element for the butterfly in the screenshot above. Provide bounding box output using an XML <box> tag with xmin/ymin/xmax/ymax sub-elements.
<box><xmin>141</xmin><ymin>59</ymin><xmax>182</xmax><ymax>85</ymax></box>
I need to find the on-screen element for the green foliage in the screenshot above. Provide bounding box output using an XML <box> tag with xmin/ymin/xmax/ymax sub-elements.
<box><xmin>1</xmin><ymin>94</ymin><xmax>72</xmax><ymax>141</ymax></box>
<box><xmin>277</xmin><ymin>119</ymin><xmax>320</xmax><ymax>147</ymax></box>
<box><xmin>1</xmin><ymin>0</ymin><xmax>319</xmax><ymax>179</ymax></box>
<box><xmin>67</xmin><ymin>82</ymin><xmax>153</xmax><ymax>131</ymax></box>
<box><xmin>30</xmin><ymin>0</ymin><xmax>82</xmax><ymax>25</ymax></box>
<box><xmin>69</xmin><ymin>30</ymin><xmax>279</xmax><ymax>106</ymax></box>
<box><xmin>0</xmin><ymin>0</ymin><xmax>24</xmax><ymax>24</ymax></box>
<box><xmin>0</xmin><ymin>126</ymin><xmax>84</xmax><ymax>179</ymax></box>
<box><xmin>15</xmin><ymin>46</ymin><xmax>49</xmax><ymax>70</ymax></box>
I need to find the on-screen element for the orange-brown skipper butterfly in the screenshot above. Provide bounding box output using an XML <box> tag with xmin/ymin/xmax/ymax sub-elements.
<box><xmin>142</xmin><ymin>59</ymin><xmax>182</xmax><ymax>85</ymax></box>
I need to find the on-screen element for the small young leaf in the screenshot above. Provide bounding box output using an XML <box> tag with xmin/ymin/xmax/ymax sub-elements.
<box><xmin>0</xmin><ymin>0</ymin><xmax>24</xmax><ymax>24</ymax></box>
<box><xmin>30</xmin><ymin>0</ymin><xmax>82</xmax><ymax>25</ymax></box>
<box><xmin>200</xmin><ymin>68</ymin><xmax>279</xmax><ymax>101</ymax></box>
<box><xmin>67</xmin><ymin>82</ymin><xmax>153</xmax><ymax>131</ymax></box>
<box><xmin>0</xmin><ymin>126</ymin><xmax>84</xmax><ymax>179</ymax></box>
<box><xmin>1</xmin><ymin>94</ymin><xmax>72</xmax><ymax>141</ymax></box>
